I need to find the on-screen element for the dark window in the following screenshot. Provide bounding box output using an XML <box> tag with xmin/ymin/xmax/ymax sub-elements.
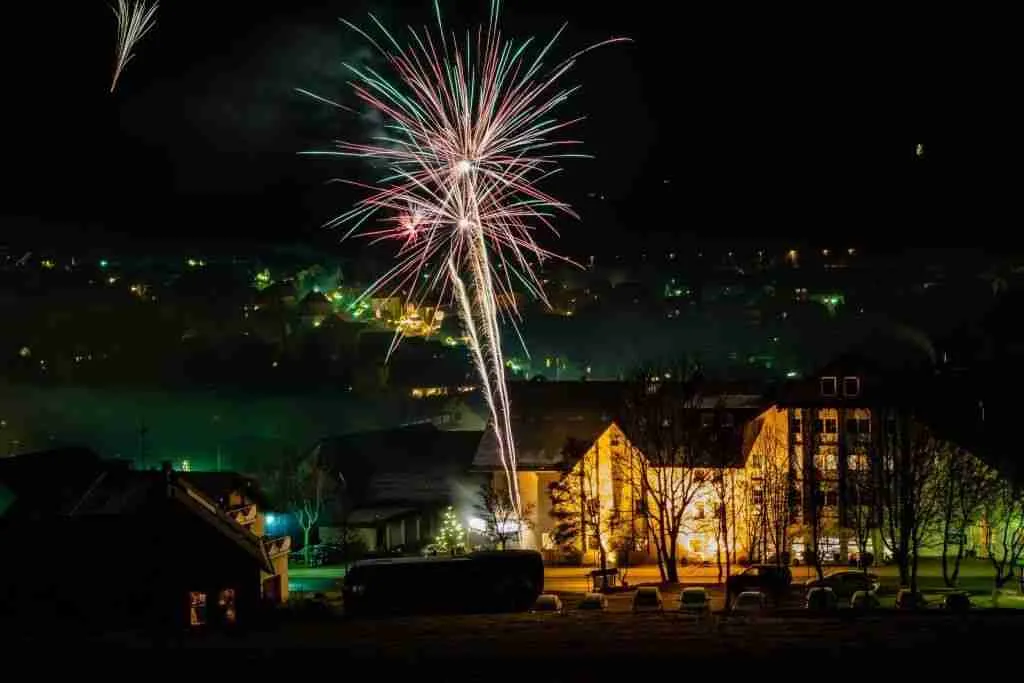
<box><xmin>843</xmin><ymin>376</ymin><xmax>860</xmax><ymax>397</ymax></box>
<box><xmin>752</xmin><ymin>489</ymin><xmax>764</xmax><ymax>506</ymax></box>
<box><xmin>824</xmin><ymin>490</ymin><xmax>838</xmax><ymax>507</ymax></box>
<box><xmin>824</xmin><ymin>419</ymin><xmax>837</xmax><ymax>434</ymax></box>
<box><xmin>701</xmin><ymin>413</ymin><xmax>714</xmax><ymax>428</ymax></box>
<box><xmin>821</xmin><ymin>376</ymin><xmax>838</xmax><ymax>397</ymax></box>
<box><xmin>722</xmin><ymin>412</ymin><xmax>735</xmax><ymax>427</ymax></box>
<box><xmin>814</xmin><ymin>419</ymin><xmax>823</xmax><ymax>433</ymax></box>
<box><xmin>858</xmin><ymin>418</ymin><xmax>870</xmax><ymax>434</ymax></box>
<box><xmin>790</xmin><ymin>418</ymin><xmax>802</xmax><ymax>434</ymax></box>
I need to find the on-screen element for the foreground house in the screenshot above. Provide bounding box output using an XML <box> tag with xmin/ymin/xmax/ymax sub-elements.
<box><xmin>0</xmin><ymin>449</ymin><xmax>287</xmax><ymax>630</ymax></box>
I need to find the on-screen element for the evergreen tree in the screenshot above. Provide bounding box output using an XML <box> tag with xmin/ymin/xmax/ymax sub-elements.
<box><xmin>435</xmin><ymin>505</ymin><xmax>466</xmax><ymax>555</ymax></box>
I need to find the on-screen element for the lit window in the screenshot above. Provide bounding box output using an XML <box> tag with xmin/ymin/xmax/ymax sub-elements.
<box><xmin>820</xmin><ymin>377</ymin><xmax>837</xmax><ymax>397</ymax></box>
<box><xmin>189</xmin><ymin>592</ymin><xmax>207</xmax><ymax>626</ymax></box>
<box><xmin>218</xmin><ymin>588</ymin><xmax>237</xmax><ymax>624</ymax></box>
<box><xmin>843</xmin><ymin>376</ymin><xmax>860</xmax><ymax>397</ymax></box>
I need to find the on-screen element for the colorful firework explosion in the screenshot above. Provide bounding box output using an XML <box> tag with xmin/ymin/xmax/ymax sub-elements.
<box><xmin>110</xmin><ymin>0</ymin><xmax>159</xmax><ymax>93</ymax></box>
<box><xmin>303</xmin><ymin>0</ymin><xmax>626</xmax><ymax>520</ymax></box>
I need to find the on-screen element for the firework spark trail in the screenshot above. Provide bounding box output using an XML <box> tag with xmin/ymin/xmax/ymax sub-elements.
<box><xmin>110</xmin><ymin>0</ymin><xmax>159</xmax><ymax>93</ymax></box>
<box><xmin>302</xmin><ymin>1</ymin><xmax>627</xmax><ymax>522</ymax></box>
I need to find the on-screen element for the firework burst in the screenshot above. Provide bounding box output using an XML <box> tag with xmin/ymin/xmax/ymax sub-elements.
<box><xmin>110</xmin><ymin>0</ymin><xmax>159</xmax><ymax>93</ymax></box>
<box><xmin>303</xmin><ymin>0</ymin><xmax>627</xmax><ymax>522</ymax></box>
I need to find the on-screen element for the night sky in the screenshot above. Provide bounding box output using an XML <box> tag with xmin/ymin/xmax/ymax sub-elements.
<box><xmin>4</xmin><ymin>2</ymin><xmax>1019</xmax><ymax>253</ymax></box>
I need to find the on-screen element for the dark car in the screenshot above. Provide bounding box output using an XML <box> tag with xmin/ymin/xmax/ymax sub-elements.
<box><xmin>727</xmin><ymin>564</ymin><xmax>793</xmax><ymax>601</ymax></box>
<box><xmin>344</xmin><ymin>550</ymin><xmax>543</xmax><ymax>616</ymax></box>
<box><xmin>943</xmin><ymin>592</ymin><xmax>971</xmax><ymax>613</ymax></box>
<box><xmin>804</xmin><ymin>571</ymin><xmax>880</xmax><ymax>599</ymax></box>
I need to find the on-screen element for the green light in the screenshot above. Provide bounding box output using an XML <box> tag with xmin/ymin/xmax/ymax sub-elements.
<box><xmin>786</xmin><ymin>371</ymin><xmax>799</xmax><ymax>378</ymax></box>
<box><xmin>180</xmin><ymin>459</ymin><xmax>192</xmax><ymax>472</ymax></box>
<box><xmin>99</xmin><ymin>259</ymin><xmax>109</xmax><ymax>269</ymax></box>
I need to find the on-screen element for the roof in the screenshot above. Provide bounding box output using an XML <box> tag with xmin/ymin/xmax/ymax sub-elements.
<box><xmin>0</xmin><ymin>450</ymin><xmax>272</xmax><ymax>573</ymax></box>
<box><xmin>317</xmin><ymin>424</ymin><xmax>484</xmax><ymax>506</ymax></box>
<box><xmin>472</xmin><ymin>381</ymin><xmax>769</xmax><ymax>471</ymax></box>
<box><xmin>65</xmin><ymin>468</ymin><xmax>273</xmax><ymax>573</ymax></box>
<box><xmin>181</xmin><ymin>471</ymin><xmax>271</xmax><ymax>508</ymax></box>
<box><xmin>0</xmin><ymin>448</ymin><xmax>112</xmax><ymax>519</ymax></box>
<box><xmin>347</xmin><ymin>506</ymin><xmax>418</xmax><ymax>526</ymax></box>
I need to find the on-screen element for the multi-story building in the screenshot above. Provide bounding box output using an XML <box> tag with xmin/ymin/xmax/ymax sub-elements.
<box><xmin>473</xmin><ymin>354</ymin><xmax>992</xmax><ymax>567</ymax></box>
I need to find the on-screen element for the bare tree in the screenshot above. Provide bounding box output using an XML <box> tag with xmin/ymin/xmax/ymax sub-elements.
<box><xmin>803</xmin><ymin>431</ymin><xmax>828</xmax><ymax>581</ymax></box>
<box><xmin>710</xmin><ymin>467</ymin><xmax>742</xmax><ymax>583</ymax></box>
<box><xmin>751</xmin><ymin>423</ymin><xmax>793</xmax><ymax>568</ymax></box>
<box><xmin>846</xmin><ymin>453</ymin><xmax>876</xmax><ymax>573</ymax></box>
<box><xmin>877</xmin><ymin>414</ymin><xmax>945</xmax><ymax>592</ymax></box>
<box><xmin>982</xmin><ymin>477</ymin><xmax>1024</xmax><ymax>591</ymax></box>
<box><xmin>938</xmin><ymin>448</ymin><xmax>996</xmax><ymax>587</ymax></box>
<box><xmin>265</xmin><ymin>446</ymin><xmax>337</xmax><ymax>566</ymax></box>
<box><xmin>623</xmin><ymin>379</ymin><xmax>710</xmax><ymax>583</ymax></box>
<box><xmin>476</xmin><ymin>479</ymin><xmax>535</xmax><ymax>550</ymax></box>
<box><xmin>548</xmin><ymin>437</ymin><xmax>621</xmax><ymax>585</ymax></box>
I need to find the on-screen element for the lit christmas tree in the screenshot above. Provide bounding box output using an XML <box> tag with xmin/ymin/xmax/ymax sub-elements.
<box><xmin>435</xmin><ymin>505</ymin><xmax>466</xmax><ymax>555</ymax></box>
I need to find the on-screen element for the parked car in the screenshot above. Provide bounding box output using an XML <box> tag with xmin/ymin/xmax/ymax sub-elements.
<box><xmin>805</xmin><ymin>571</ymin><xmax>880</xmax><ymax>599</ymax></box>
<box><xmin>804</xmin><ymin>586</ymin><xmax>839</xmax><ymax>611</ymax></box>
<box><xmin>727</xmin><ymin>564</ymin><xmax>792</xmax><ymax>601</ymax></box>
<box><xmin>895</xmin><ymin>589</ymin><xmax>927</xmax><ymax>610</ymax></box>
<box><xmin>731</xmin><ymin>591</ymin><xmax>768</xmax><ymax>613</ymax></box>
<box><xmin>943</xmin><ymin>592</ymin><xmax>971</xmax><ymax>613</ymax></box>
<box><xmin>632</xmin><ymin>586</ymin><xmax>663</xmax><ymax>612</ymax></box>
<box><xmin>850</xmin><ymin>590</ymin><xmax>880</xmax><ymax>610</ymax></box>
<box><xmin>577</xmin><ymin>593</ymin><xmax>609</xmax><ymax>611</ymax></box>
<box><xmin>678</xmin><ymin>587</ymin><xmax>711</xmax><ymax>618</ymax></box>
<box><xmin>532</xmin><ymin>594</ymin><xmax>564</xmax><ymax>613</ymax></box>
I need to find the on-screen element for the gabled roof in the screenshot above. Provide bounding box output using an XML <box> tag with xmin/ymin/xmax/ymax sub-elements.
<box><xmin>317</xmin><ymin>424</ymin><xmax>484</xmax><ymax>506</ymax></box>
<box><xmin>66</xmin><ymin>468</ymin><xmax>273</xmax><ymax>573</ymax></box>
<box><xmin>472</xmin><ymin>381</ymin><xmax>769</xmax><ymax>471</ymax></box>
<box><xmin>183</xmin><ymin>471</ymin><xmax>271</xmax><ymax>509</ymax></box>
<box><xmin>0</xmin><ymin>449</ymin><xmax>272</xmax><ymax>573</ymax></box>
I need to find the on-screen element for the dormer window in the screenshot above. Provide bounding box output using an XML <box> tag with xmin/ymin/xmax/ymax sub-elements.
<box><xmin>843</xmin><ymin>376</ymin><xmax>860</xmax><ymax>397</ymax></box>
<box><xmin>820</xmin><ymin>376</ymin><xmax>838</xmax><ymax>397</ymax></box>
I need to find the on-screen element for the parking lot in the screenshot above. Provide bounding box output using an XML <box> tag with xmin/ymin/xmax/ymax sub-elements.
<box><xmin>289</xmin><ymin>558</ymin><xmax>1024</xmax><ymax>611</ymax></box>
